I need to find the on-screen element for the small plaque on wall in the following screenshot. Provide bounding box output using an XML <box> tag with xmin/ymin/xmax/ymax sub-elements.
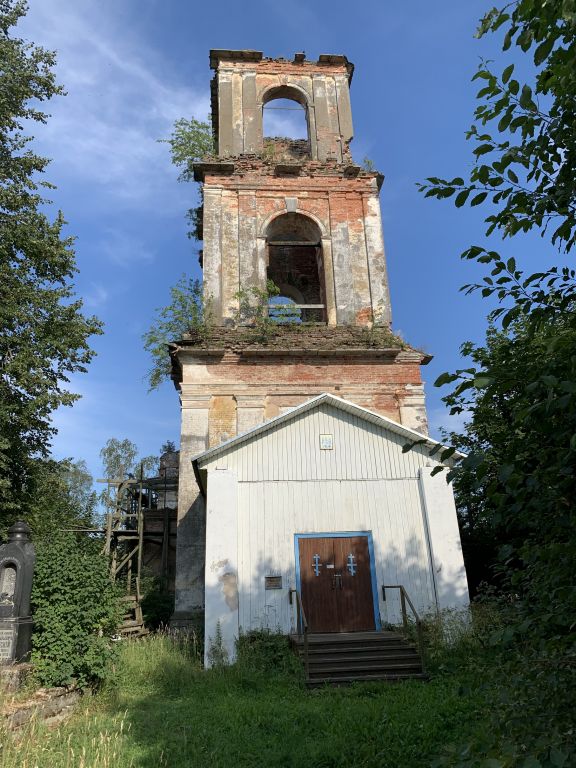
<box><xmin>265</xmin><ymin>576</ymin><xmax>282</xmax><ymax>590</ymax></box>
<box><xmin>319</xmin><ymin>434</ymin><xmax>334</xmax><ymax>450</ymax></box>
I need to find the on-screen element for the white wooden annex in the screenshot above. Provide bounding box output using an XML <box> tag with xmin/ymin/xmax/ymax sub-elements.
<box><xmin>192</xmin><ymin>393</ymin><xmax>469</xmax><ymax>665</ymax></box>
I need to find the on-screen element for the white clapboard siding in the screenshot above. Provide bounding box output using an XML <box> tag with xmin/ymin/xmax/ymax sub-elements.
<box><xmin>201</xmin><ymin>400</ymin><xmax>447</xmax><ymax>636</ymax></box>
<box><xmin>201</xmin><ymin>402</ymin><xmax>433</xmax><ymax>481</ymax></box>
<box><xmin>236</xmin><ymin>478</ymin><xmax>437</xmax><ymax>634</ymax></box>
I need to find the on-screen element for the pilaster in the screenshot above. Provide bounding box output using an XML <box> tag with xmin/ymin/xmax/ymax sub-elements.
<box><xmin>172</xmin><ymin>395</ymin><xmax>210</xmax><ymax>629</ymax></box>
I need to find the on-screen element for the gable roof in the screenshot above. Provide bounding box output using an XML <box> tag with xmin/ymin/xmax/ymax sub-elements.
<box><xmin>192</xmin><ymin>393</ymin><xmax>461</xmax><ymax>474</ymax></box>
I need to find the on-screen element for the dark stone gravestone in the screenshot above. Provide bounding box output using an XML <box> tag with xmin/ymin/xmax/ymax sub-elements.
<box><xmin>0</xmin><ymin>521</ymin><xmax>35</xmax><ymax>664</ymax></box>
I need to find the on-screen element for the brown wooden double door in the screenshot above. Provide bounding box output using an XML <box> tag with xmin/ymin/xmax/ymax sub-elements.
<box><xmin>298</xmin><ymin>535</ymin><xmax>376</xmax><ymax>633</ymax></box>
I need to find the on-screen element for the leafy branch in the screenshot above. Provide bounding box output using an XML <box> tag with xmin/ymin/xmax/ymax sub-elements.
<box><xmin>142</xmin><ymin>276</ymin><xmax>213</xmax><ymax>390</ymax></box>
<box><xmin>159</xmin><ymin>117</ymin><xmax>214</xmax><ymax>240</ymax></box>
<box><xmin>418</xmin><ymin>2</ymin><xmax>576</xmax><ymax>252</ymax></box>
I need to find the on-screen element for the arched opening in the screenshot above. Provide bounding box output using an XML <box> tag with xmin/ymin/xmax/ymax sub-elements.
<box><xmin>265</xmin><ymin>213</ymin><xmax>326</xmax><ymax>323</ymax></box>
<box><xmin>262</xmin><ymin>86</ymin><xmax>311</xmax><ymax>161</ymax></box>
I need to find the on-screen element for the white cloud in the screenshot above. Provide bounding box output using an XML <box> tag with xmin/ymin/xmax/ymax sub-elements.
<box><xmin>84</xmin><ymin>282</ymin><xmax>109</xmax><ymax>308</ymax></box>
<box><xmin>17</xmin><ymin>1</ymin><xmax>209</xmax><ymax>209</ymax></box>
<box><xmin>97</xmin><ymin>228</ymin><xmax>155</xmax><ymax>268</ymax></box>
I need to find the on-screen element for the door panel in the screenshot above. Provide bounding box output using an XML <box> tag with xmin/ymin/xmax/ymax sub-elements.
<box><xmin>298</xmin><ymin>537</ymin><xmax>340</xmax><ymax>633</ymax></box>
<box><xmin>334</xmin><ymin>536</ymin><xmax>376</xmax><ymax>632</ymax></box>
<box><xmin>298</xmin><ymin>535</ymin><xmax>376</xmax><ymax>633</ymax></box>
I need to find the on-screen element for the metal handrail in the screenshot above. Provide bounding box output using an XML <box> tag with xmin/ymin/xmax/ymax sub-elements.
<box><xmin>289</xmin><ymin>588</ymin><xmax>309</xmax><ymax>679</ymax></box>
<box><xmin>382</xmin><ymin>584</ymin><xmax>426</xmax><ymax>672</ymax></box>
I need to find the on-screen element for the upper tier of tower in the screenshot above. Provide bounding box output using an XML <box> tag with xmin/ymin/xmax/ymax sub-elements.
<box><xmin>210</xmin><ymin>50</ymin><xmax>355</xmax><ymax>163</ymax></box>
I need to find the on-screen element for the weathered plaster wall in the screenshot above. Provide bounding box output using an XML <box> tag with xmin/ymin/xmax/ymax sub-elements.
<box><xmin>171</xmin><ymin>395</ymin><xmax>209</xmax><ymax>628</ymax></box>
<box><xmin>201</xmin><ymin>166</ymin><xmax>392</xmax><ymax>328</ymax></box>
<box><xmin>182</xmin><ymin>364</ymin><xmax>428</xmax><ymax>430</ymax></box>
<box><xmin>212</xmin><ymin>55</ymin><xmax>353</xmax><ymax>161</ymax></box>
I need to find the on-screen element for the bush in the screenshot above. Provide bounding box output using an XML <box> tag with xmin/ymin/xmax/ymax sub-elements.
<box><xmin>235</xmin><ymin>628</ymin><xmax>302</xmax><ymax>678</ymax></box>
<box><xmin>421</xmin><ymin>601</ymin><xmax>576</xmax><ymax>767</ymax></box>
<box><xmin>422</xmin><ymin>604</ymin><xmax>504</xmax><ymax>674</ymax></box>
<box><xmin>31</xmin><ymin>532</ymin><xmax>121</xmax><ymax>689</ymax></box>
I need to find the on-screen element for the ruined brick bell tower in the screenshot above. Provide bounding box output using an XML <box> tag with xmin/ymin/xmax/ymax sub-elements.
<box><xmin>170</xmin><ymin>50</ymin><xmax>431</xmax><ymax>629</ymax></box>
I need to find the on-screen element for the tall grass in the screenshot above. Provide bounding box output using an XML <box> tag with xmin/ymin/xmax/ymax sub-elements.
<box><xmin>0</xmin><ymin>627</ymin><xmax>489</xmax><ymax>768</ymax></box>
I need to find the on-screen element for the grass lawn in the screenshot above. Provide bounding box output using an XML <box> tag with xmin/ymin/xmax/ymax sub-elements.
<box><xmin>0</xmin><ymin>634</ymin><xmax>486</xmax><ymax>768</ymax></box>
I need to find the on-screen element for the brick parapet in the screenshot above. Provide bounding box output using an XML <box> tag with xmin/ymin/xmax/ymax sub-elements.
<box><xmin>195</xmin><ymin>157</ymin><xmax>382</xmax><ymax>189</ymax></box>
<box><xmin>209</xmin><ymin>50</ymin><xmax>353</xmax><ymax>81</ymax></box>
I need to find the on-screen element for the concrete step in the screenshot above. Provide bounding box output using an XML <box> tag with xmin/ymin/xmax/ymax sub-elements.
<box><xmin>307</xmin><ymin>672</ymin><xmax>427</xmax><ymax>687</ymax></box>
<box><xmin>293</xmin><ymin>631</ymin><xmax>399</xmax><ymax>643</ymax></box>
<box><xmin>293</xmin><ymin>629</ymin><xmax>425</xmax><ymax>686</ymax></box>
<box><xmin>309</xmin><ymin>661</ymin><xmax>422</xmax><ymax>677</ymax></box>
<box><xmin>303</xmin><ymin>643</ymin><xmax>418</xmax><ymax>655</ymax></box>
<box><xmin>308</xmin><ymin>653</ymin><xmax>420</xmax><ymax>667</ymax></box>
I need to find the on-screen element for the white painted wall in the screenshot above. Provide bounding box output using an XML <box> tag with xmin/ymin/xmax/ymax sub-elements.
<box><xmin>200</xmin><ymin>403</ymin><xmax>436</xmax><ymax>482</ymax></box>
<box><xmin>235</xmin><ymin>477</ymin><xmax>437</xmax><ymax>634</ymax></box>
<box><xmin>200</xmin><ymin>402</ymin><xmax>469</xmax><ymax>649</ymax></box>
<box><xmin>418</xmin><ymin>468</ymin><xmax>470</xmax><ymax>611</ymax></box>
<box><xmin>203</xmin><ymin>469</ymin><xmax>239</xmax><ymax>667</ymax></box>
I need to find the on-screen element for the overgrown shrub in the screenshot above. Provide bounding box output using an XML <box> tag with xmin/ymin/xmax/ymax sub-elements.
<box><xmin>31</xmin><ymin>532</ymin><xmax>121</xmax><ymax>688</ymax></box>
<box><xmin>235</xmin><ymin>628</ymin><xmax>302</xmax><ymax>678</ymax></box>
<box><xmin>423</xmin><ymin>601</ymin><xmax>576</xmax><ymax>767</ymax></box>
<box><xmin>422</xmin><ymin>604</ymin><xmax>504</xmax><ymax>674</ymax></box>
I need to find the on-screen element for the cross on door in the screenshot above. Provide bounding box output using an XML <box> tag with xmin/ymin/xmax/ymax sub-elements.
<box><xmin>298</xmin><ymin>535</ymin><xmax>376</xmax><ymax>633</ymax></box>
<box><xmin>312</xmin><ymin>553</ymin><xmax>321</xmax><ymax>576</ymax></box>
<box><xmin>347</xmin><ymin>553</ymin><xmax>357</xmax><ymax>576</ymax></box>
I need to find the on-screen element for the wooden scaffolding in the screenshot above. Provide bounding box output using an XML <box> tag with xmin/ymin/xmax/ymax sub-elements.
<box><xmin>100</xmin><ymin>465</ymin><xmax>178</xmax><ymax>636</ymax></box>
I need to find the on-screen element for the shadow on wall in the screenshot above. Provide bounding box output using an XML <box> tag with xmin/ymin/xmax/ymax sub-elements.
<box><xmin>202</xmin><ymin>531</ymin><xmax>469</xmax><ymax>667</ymax></box>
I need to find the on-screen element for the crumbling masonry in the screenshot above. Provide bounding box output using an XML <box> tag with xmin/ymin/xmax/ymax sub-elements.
<box><xmin>170</xmin><ymin>50</ymin><xmax>431</xmax><ymax>629</ymax></box>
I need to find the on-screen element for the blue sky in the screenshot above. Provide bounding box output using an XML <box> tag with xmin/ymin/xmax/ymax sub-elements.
<box><xmin>16</xmin><ymin>1</ymin><xmax>550</xmax><ymax>482</ymax></box>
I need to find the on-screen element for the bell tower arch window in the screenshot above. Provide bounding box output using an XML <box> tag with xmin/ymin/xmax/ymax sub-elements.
<box><xmin>262</xmin><ymin>86</ymin><xmax>311</xmax><ymax>161</ymax></box>
<box><xmin>265</xmin><ymin>213</ymin><xmax>325</xmax><ymax>323</ymax></box>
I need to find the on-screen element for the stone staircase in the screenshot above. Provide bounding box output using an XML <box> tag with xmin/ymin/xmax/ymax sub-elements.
<box><xmin>291</xmin><ymin>630</ymin><xmax>426</xmax><ymax>686</ymax></box>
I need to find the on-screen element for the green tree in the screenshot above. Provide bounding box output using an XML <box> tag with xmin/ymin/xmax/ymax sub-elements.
<box><xmin>143</xmin><ymin>118</ymin><xmax>214</xmax><ymax>389</ymax></box>
<box><xmin>142</xmin><ymin>275</ymin><xmax>211</xmax><ymax>390</ymax></box>
<box><xmin>419</xmin><ymin>0</ymin><xmax>576</xmax><ymax>252</ymax></box>
<box><xmin>60</xmin><ymin>457</ymin><xmax>97</xmax><ymax>518</ymax></box>
<box><xmin>0</xmin><ymin>457</ymin><xmax>98</xmax><ymax>540</ymax></box>
<box><xmin>419</xmin><ymin>3</ymin><xmax>576</xmax><ymax>764</ymax></box>
<box><xmin>100</xmin><ymin>438</ymin><xmax>139</xmax><ymax>481</ymax></box>
<box><xmin>0</xmin><ymin>0</ymin><xmax>102</xmax><ymax>524</ymax></box>
<box><xmin>420</xmin><ymin>0</ymin><xmax>576</xmax><ymax>631</ymax></box>
<box><xmin>440</xmin><ymin>297</ymin><xmax>576</xmax><ymax>620</ymax></box>
<box><xmin>161</xmin><ymin>116</ymin><xmax>214</xmax><ymax>182</ymax></box>
<box><xmin>99</xmin><ymin>437</ymin><xmax>159</xmax><ymax>508</ymax></box>
<box><xmin>160</xmin><ymin>116</ymin><xmax>213</xmax><ymax>240</ymax></box>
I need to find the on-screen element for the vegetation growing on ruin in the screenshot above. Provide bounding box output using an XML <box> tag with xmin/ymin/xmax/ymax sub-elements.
<box><xmin>142</xmin><ymin>276</ymin><xmax>213</xmax><ymax>390</ymax></box>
